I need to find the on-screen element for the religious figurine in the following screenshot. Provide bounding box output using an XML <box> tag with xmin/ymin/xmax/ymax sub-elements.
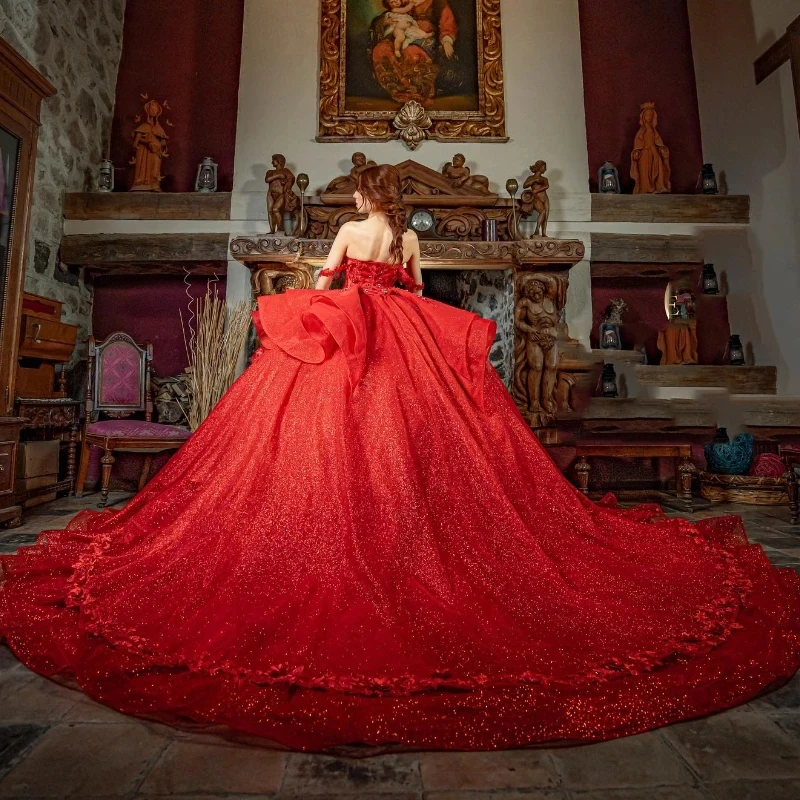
<box><xmin>265</xmin><ymin>154</ymin><xmax>300</xmax><ymax>235</ymax></box>
<box><xmin>519</xmin><ymin>160</ymin><xmax>550</xmax><ymax>237</ymax></box>
<box><xmin>325</xmin><ymin>152</ymin><xmax>378</xmax><ymax>194</ymax></box>
<box><xmin>513</xmin><ymin>277</ymin><xmax>560</xmax><ymax>418</ymax></box>
<box><xmin>631</xmin><ymin>102</ymin><xmax>671</xmax><ymax>194</ymax></box>
<box><xmin>130</xmin><ymin>96</ymin><xmax>171</xmax><ymax>192</ymax></box>
<box><xmin>441</xmin><ymin>154</ymin><xmax>490</xmax><ymax>194</ymax></box>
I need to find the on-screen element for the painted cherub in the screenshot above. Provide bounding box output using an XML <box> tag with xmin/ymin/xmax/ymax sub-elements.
<box><xmin>383</xmin><ymin>0</ymin><xmax>434</xmax><ymax>58</ymax></box>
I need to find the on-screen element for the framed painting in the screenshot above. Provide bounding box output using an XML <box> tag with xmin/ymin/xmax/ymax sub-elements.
<box><xmin>318</xmin><ymin>0</ymin><xmax>507</xmax><ymax>144</ymax></box>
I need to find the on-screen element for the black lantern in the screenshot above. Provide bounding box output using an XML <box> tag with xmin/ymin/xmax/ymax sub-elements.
<box><xmin>727</xmin><ymin>335</ymin><xmax>745</xmax><ymax>366</ymax></box>
<box><xmin>699</xmin><ymin>163</ymin><xmax>718</xmax><ymax>195</ymax></box>
<box><xmin>701</xmin><ymin>263</ymin><xmax>719</xmax><ymax>295</ymax></box>
<box><xmin>601</xmin><ymin>363</ymin><xmax>618</xmax><ymax>398</ymax></box>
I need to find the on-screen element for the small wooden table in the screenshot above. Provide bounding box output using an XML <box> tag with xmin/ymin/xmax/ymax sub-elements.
<box><xmin>780</xmin><ymin>445</ymin><xmax>800</xmax><ymax>524</ymax></box>
<box><xmin>574</xmin><ymin>443</ymin><xmax>696</xmax><ymax>508</ymax></box>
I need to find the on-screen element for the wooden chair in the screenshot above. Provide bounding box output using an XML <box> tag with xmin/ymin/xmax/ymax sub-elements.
<box><xmin>75</xmin><ymin>332</ymin><xmax>190</xmax><ymax>507</ymax></box>
<box><xmin>780</xmin><ymin>445</ymin><xmax>800</xmax><ymax>524</ymax></box>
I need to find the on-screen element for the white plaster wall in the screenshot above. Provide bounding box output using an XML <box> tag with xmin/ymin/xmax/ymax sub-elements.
<box><xmin>688</xmin><ymin>0</ymin><xmax>800</xmax><ymax>393</ymax></box>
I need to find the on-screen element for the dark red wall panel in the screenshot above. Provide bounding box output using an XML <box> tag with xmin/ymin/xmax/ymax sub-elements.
<box><xmin>579</xmin><ymin>0</ymin><xmax>703</xmax><ymax>193</ymax></box>
<box><xmin>110</xmin><ymin>0</ymin><xmax>245</xmax><ymax>192</ymax></box>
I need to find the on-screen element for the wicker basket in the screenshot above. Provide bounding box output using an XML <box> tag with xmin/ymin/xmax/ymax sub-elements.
<box><xmin>699</xmin><ymin>471</ymin><xmax>788</xmax><ymax>505</ymax></box>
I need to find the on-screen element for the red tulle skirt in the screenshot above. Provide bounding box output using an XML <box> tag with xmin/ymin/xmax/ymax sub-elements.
<box><xmin>2</xmin><ymin>286</ymin><xmax>799</xmax><ymax>751</ymax></box>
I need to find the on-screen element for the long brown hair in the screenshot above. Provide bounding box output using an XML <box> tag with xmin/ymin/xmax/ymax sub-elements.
<box><xmin>357</xmin><ymin>165</ymin><xmax>408</xmax><ymax>264</ymax></box>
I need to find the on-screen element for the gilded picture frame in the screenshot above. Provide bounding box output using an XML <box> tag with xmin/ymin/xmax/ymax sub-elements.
<box><xmin>318</xmin><ymin>0</ymin><xmax>507</xmax><ymax>144</ymax></box>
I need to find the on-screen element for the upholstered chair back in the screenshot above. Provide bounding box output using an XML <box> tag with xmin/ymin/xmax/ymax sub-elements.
<box><xmin>86</xmin><ymin>332</ymin><xmax>153</xmax><ymax>422</ymax></box>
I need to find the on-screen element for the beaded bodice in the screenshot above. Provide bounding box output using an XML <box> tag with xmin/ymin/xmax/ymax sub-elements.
<box><xmin>319</xmin><ymin>256</ymin><xmax>423</xmax><ymax>295</ymax></box>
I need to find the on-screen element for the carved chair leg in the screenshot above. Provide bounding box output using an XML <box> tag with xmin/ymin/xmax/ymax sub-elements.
<box><xmin>785</xmin><ymin>460</ymin><xmax>799</xmax><ymax>525</ymax></box>
<box><xmin>67</xmin><ymin>424</ymin><xmax>79</xmax><ymax>495</ymax></box>
<box><xmin>575</xmin><ymin>456</ymin><xmax>591</xmax><ymax>495</ymax></box>
<box><xmin>677</xmin><ymin>456</ymin><xmax>695</xmax><ymax>510</ymax></box>
<box><xmin>75</xmin><ymin>441</ymin><xmax>92</xmax><ymax>498</ymax></box>
<box><xmin>138</xmin><ymin>454</ymin><xmax>153</xmax><ymax>492</ymax></box>
<box><xmin>99</xmin><ymin>447</ymin><xmax>115</xmax><ymax>509</ymax></box>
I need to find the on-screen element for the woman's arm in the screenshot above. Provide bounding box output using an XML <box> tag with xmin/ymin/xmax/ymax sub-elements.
<box><xmin>314</xmin><ymin>224</ymin><xmax>352</xmax><ymax>290</ymax></box>
<box><xmin>406</xmin><ymin>232</ymin><xmax>424</xmax><ymax>296</ymax></box>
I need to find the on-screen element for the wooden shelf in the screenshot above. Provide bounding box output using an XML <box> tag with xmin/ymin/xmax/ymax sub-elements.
<box><xmin>634</xmin><ymin>365</ymin><xmax>777</xmax><ymax>394</ymax></box>
<box><xmin>590</xmin><ymin>262</ymin><xmax>700</xmax><ymax>280</ymax></box>
<box><xmin>591</xmin><ymin>194</ymin><xmax>749</xmax><ymax>224</ymax></box>
<box><xmin>590</xmin><ymin>233</ymin><xmax>702</xmax><ymax>264</ymax></box>
<box><xmin>61</xmin><ymin>233</ymin><xmax>230</xmax><ymax>272</ymax></box>
<box><xmin>64</xmin><ymin>192</ymin><xmax>232</xmax><ymax>221</ymax></box>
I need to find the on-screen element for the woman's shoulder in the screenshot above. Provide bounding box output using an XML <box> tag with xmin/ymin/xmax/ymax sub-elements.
<box><xmin>402</xmin><ymin>228</ymin><xmax>419</xmax><ymax>243</ymax></box>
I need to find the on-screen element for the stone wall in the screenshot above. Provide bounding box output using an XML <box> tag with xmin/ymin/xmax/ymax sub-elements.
<box><xmin>0</xmin><ymin>0</ymin><xmax>125</xmax><ymax>362</ymax></box>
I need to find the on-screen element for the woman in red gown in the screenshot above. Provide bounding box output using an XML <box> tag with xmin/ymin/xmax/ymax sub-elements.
<box><xmin>1</xmin><ymin>165</ymin><xmax>799</xmax><ymax>752</ymax></box>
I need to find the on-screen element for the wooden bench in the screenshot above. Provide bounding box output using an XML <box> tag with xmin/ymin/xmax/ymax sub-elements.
<box><xmin>574</xmin><ymin>443</ymin><xmax>696</xmax><ymax>509</ymax></box>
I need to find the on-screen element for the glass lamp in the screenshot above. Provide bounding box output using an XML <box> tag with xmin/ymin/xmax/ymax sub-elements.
<box><xmin>97</xmin><ymin>159</ymin><xmax>114</xmax><ymax>192</ymax></box>
<box><xmin>598</xmin><ymin>161</ymin><xmax>620</xmax><ymax>194</ymax></box>
<box><xmin>195</xmin><ymin>157</ymin><xmax>218</xmax><ymax>193</ymax></box>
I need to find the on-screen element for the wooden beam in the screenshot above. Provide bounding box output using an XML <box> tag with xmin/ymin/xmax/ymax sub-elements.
<box><xmin>634</xmin><ymin>365</ymin><xmax>777</xmax><ymax>394</ymax></box>
<box><xmin>590</xmin><ymin>262</ymin><xmax>699</xmax><ymax>280</ymax></box>
<box><xmin>61</xmin><ymin>233</ymin><xmax>230</xmax><ymax>265</ymax></box>
<box><xmin>591</xmin><ymin>194</ymin><xmax>749</xmax><ymax>224</ymax></box>
<box><xmin>64</xmin><ymin>192</ymin><xmax>232</xmax><ymax>221</ymax></box>
<box><xmin>590</xmin><ymin>233</ymin><xmax>702</xmax><ymax>264</ymax></box>
<box><xmin>754</xmin><ymin>33</ymin><xmax>791</xmax><ymax>84</ymax></box>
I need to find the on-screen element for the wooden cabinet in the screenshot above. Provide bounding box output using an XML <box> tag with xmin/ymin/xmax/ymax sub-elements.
<box><xmin>0</xmin><ymin>36</ymin><xmax>56</xmax><ymax>526</ymax></box>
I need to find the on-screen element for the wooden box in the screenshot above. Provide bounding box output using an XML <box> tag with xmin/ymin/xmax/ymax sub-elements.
<box><xmin>16</xmin><ymin>364</ymin><xmax>56</xmax><ymax>398</ymax></box>
<box><xmin>16</xmin><ymin>439</ymin><xmax>60</xmax><ymax>479</ymax></box>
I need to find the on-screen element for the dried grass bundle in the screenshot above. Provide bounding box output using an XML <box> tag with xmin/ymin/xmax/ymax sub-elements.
<box><xmin>180</xmin><ymin>284</ymin><xmax>252</xmax><ymax>430</ymax></box>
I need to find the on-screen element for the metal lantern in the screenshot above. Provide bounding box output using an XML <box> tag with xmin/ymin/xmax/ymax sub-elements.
<box><xmin>601</xmin><ymin>363</ymin><xmax>618</xmax><ymax>398</ymax></box>
<box><xmin>195</xmin><ymin>157</ymin><xmax>218</xmax><ymax>193</ymax></box>
<box><xmin>598</xmin><ymin>161</ymin><xmax>620</xmax><ymax>194</ymax></box>
<box><xmin>727</xmin><ymin>334</ymin><xmax>745</xmax><ymax>366</ymax></box>
<box><xmin>702</xmin><ymin>263</ymin><xmax>719</xmax><ymax>295</ymax></box>
<box><xmin>599</xmin><ymin>322</ymin><xmax>621</xmax><ymax>350</ymax></box>
<box><xmin>97</xmin><ymin>159</ymin><xmax>114</xmax><ymax>192</ymax></box>
<box><xmin>699</xmin><ymin>163</ymin><xmax>718</xmax><ymax>195</ymax></box>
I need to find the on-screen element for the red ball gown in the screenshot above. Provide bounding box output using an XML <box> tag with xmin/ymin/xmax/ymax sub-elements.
<box><xmin>2</xmin><ymin>257</ymin><xmax>799</xmax><ymax>751</ymax></box>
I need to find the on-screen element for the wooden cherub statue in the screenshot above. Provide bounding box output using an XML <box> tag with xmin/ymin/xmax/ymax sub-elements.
<box><xmin>265</xmin><ymin>154</ymin><xmax>300</xmax><ymax>234</ymax></box>
<box><xmin>513</xmin><ymin>276</ymin><xmax>560</xmax><ymax>418</ymax></box>
<box><xmin>631</xmin><ymin>102</ymin><xmax>671</xmax><ymax>194</ymax></box>
<box><xmin>130</xmin><ymin>96</ymin><xmax>171</xmax><ymax>192</ymax></box>
<box><xmin>325</xmin><ymin>152</ymin><xmax>377</xmax><ymax>193</ymax></box>
<box><xmin>519</xmin><ymin>160</ymin><xmax>550</xmax><ymax>237</ymax></box>
<box><xmin>441</xmin><ymin>154</ymin><xmax>490</xmax><ymax>194</ymax></box>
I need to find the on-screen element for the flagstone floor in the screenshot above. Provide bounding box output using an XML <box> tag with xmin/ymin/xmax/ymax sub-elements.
<box><xmin>0</xmin><ymin>491</ymin><xmax>799</xmax><ymax>799</ymax></box>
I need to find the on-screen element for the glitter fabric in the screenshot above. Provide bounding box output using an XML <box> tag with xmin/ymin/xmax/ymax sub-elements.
<box><xmin>1</xmin><ymin>258</ymin><xmax>800</xmax><ymax>752</ymax></box>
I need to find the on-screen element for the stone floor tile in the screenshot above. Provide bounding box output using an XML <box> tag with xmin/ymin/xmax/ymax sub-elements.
<box><xmin>419</xmin><ymin>751</ymin><xmax>559</xmax><ymax>791</ymax></box>
<box><xmin>569</xmin><ymin>788</ymin><xmax>706</xmax><ymax>800</ymax></box>
<box><xmin>705</xmin><ymin>779</ymin><xmax>800</xmax><ymax>800</ymax></box>
<box><xmin>751</xmin><ymin>671</ymin><xmax>800</xmax><ymax>711</ymax></box>
<box><xmin>61</xmin><ymin>694</ymin><xmax>129</xmax><ymax>724</ymax></box>
<box><xmin>0</xmin><ymin>644</ymin><xmax>21</xmax><ymax>673</ymax></box>
<box><xmin>775</xmin><ymin>717</ymin><xmax>800</xmax><ymax>739</ymax></box>
<box><xmin>0</xmin><ymin>671</ymin><xmax>77</xmax><ymax>723</ymax></box>
<box><xmin>549</xmin><ymin>734</ymin><xmax>694</xmax><ymax>790</ymax></box>
<box><xmin>0</xmin><ymin>724</ymin><xmax>47</xmax><ymax>777</ymax></box>
<box><xmin>281</xmin><ymin>795</ymin><xmax>420</xmax><ymax>800</ymax></box>
<box><xmin>663</xmin><ymin>714</ymin><xmax>800</xmax><ymax>781</ymax></box>
<box><xmin>282</xmin><ymin>753</ymin><xmax>422</xmax><ymax>796</ymax></box>
<box><xmin>425</xmin><ymin>791</ymin><xmax>564</xmax><ymax>800</ymax></box>
<box><xmin>0</xmin><ymin>722</ymin><xmax>169</xmax><ymax>797</ymax></box>
<box><xmin>139</xmin><ymin>739</ymin><xmax>286</xmax><ymax>795</ymax></box>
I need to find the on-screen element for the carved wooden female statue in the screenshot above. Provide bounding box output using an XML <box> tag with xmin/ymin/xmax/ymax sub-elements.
<box><xmin>130</xmin><ymin>99</ymin><xmax>169</xmax><ymax>192</ymax></box>
<box><xmin>265</xmin><ymin>154</ymin><xmax>299</xmax><ymax>234</ymax></box>
<box><xmin>631</xmin><ymin>102</ymin><xmax>671</xmax><ymax>194</ymax></box>
<box><xmin>520</xmin><ymin>160</ymin><xmax>550</xmax><ymax>237</ymax></box>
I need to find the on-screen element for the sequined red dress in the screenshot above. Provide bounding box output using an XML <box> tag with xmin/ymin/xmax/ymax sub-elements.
<box><xmin>1</xmin><ymin>257</ymin><xmax>799</xmax><ymax>751</ymax></box>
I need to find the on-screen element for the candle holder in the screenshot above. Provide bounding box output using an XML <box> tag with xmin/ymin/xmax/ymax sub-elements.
<box><xmin>195</xmin><ymin>157</ymin><xmax>218</xmax><ymax>193</ymax></box>
<box><xmin>296</xmin><ymin>172</ymin><xmax>309</xmax><ymax>237</ymax></box>
<box><xmin>506</xmin><ymin>177</ymin><xmax>519</xmax><ymax>239</ymax></box>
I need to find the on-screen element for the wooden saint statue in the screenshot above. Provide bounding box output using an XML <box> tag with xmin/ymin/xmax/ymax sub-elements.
<box><xmin>519</xmin><ymin>160</ymin><xmax>550</xmax><ymax>237</ymax></box>
<box><xmin>130</xmin><ymin>97</ymin><xmax>170</xmax><ymax>192</ymax></box>
<box><xmin>325</xmin><ymin>152</ymin><xmax>377</xmax><ymax>193</ymax></box>
<box><xmin>265</xmin><ymin>154</ymin><xmax>300</xmax><ymax>234</ymax></box>
<box><xmin>631</xmin><ymin>102</ymin><xmax>671</xmax><ymax>194</ymax></box>
<box><xmin>441</xmin><ymin>154</ymin><xmax>490</xmax><ymax>194</ymax></box>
